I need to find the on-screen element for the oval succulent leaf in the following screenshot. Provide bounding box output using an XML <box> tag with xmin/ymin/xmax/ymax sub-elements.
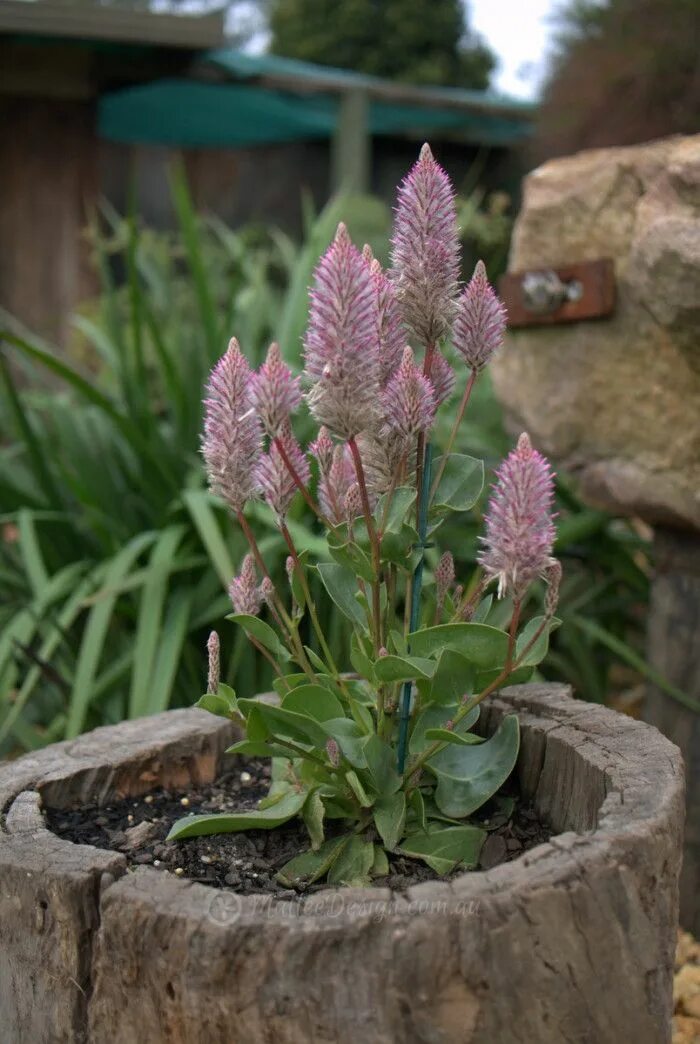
<box><xmin>408</xmin><ymin>623</ymin><xmax>509</xmax><ymax>670</ymax></box>
<box><xmin>429</xmin><ymin>714</ymin><xmax>520</xmax><ymax>819</ymax></box>
<box><xmin>397</xmin><ymin>824</ymin><xmax>486</xmax><ymax>874</ymax></box>
<box><xmin>166</xmin><ymin>787</ymin><xmax>308</xmax><ymax>841</ymax></box>
<box><xmin>226</xmin><ymin>613</ymin><xmax>291</xmax><ymax>662</ymax></box>
<box><xmin>431</xmin><ymin>454</ymin><xmax>484</xmax><ymax>512</ymax></box>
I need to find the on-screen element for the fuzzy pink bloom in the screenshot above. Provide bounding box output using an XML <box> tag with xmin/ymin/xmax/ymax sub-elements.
<box><xmin>344</xmin><ymin>483</ymin><xmax>362</xmax><ymax>522</ymax></box>
<box><xmin>229</xmin><ymin>554</ymin><xmax>264</xmax><ymax>616</ymax></box>
<box><xmin>381</xmin><ymin>346</ymin><xmax>437</xmax><ymax>443</ymax></box>
<box><xmin>309</xmin><ymin>426</ymin><xmax>334</xmax><ymax>475</ymax></box>
<box><xmin>318</xmin><ymin>443</ymin><xmax>356</xmax><ymax>523</ymax></box>
<box><xmin>304</xmin><ymin>223</ymin><xmax>381</xmax><ymax>439</ymax></box>
<box><xmin>260</xmin><ymin>576</ymin><xmax>275</xmax><ymax>608</ymax></box>
<box><xmin>478</xmin><ymin>433</ymin><xmax>557</xmax><ymax>600</ymax></box>
<box><xmin>429</xmin><ymin>350</ymin><xmax>455</xmax><ymax>406</ymax></box>
<box><xmin>206</xmin><ymin>631</ymin><xmax>220</xmax><ymax>694</ymax></box>
<box><xmin>366</xmin><ymin>254</ymin><xmax>405</xmax><ymax>385</ymax></box>
<box><xmin>251</xmin><ymin>342</ymin><xmax>301</xmax><ymax>437</ymax></box>
<box><xmin>256</xmin><ymin>423</ymin><xmax>310</xmax><ymax>519</ymax></box>
<box><xmin>202</xmin><ymin>338</ymin><xmax>262</xmax><ymax>512</ymax></box>
<box><xmin>391</xmin><ymin>143</ymin><xmax>459</xmax><ymax>346</ymax></box>
<box><xmin>453</xmin><ymin>261</ymin><xmax>507</xmax><ymax>373</ymax></box>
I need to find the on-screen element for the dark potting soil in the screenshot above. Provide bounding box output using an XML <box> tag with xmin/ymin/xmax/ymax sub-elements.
<box><xmin>46</xmin><ymin>758</ymin><xmax>552</xmax><ymax>898</ymax></box>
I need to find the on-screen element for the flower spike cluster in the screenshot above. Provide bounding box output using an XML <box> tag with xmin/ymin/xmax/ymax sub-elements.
<box><xmin>453</xmin><ymin>260</ymin><xmax>507</xmax><ymax>373</ymax></box>
<box><xmin>317</xmin><ymin>443</ymin><xmax>356</xmax><ymax>523</ymax></box>
<box><xmin>478</xmin><ymin>433</ymin><xmax>557</xmax><ymax>600</ymax></box>
<box><xmin>367</xmin><ymin>252</ymin><xmax>405</xmax><ymax>385</ymax></box>
<box><xmin>202</xmin><ymin>338</ymin><xmax>262</xmax><ymax>512</ymax></box>
<box><xmin>391</xmin><ymin>143</ymin><xmax>460</xmax><ymax>347</ymax></box>
<box><xmin>304</xmin><ymin>223</ymin><xmax>381</xmax><ymax>439</ymax></box>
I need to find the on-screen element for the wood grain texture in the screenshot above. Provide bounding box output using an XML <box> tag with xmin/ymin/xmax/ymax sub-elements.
<box><xmin>0</xmin><ymin>689</ymin><xmax>684</xmax><ymax>1044</ymax></box>
<box><xmin>645</xmin><ymin>527</ymin><xmax>700</xmax><ymax>934</ymax></box>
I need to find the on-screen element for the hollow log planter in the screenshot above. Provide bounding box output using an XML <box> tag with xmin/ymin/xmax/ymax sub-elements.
<box><xmin>0</xmin><ymin>684</ymin><xmax>684</xmax><ymax>1044</ymax></box>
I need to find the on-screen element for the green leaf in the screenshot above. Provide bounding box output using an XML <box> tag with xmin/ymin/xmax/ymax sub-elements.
<box><xmin>282</xmin><ymin>684</ymin><xmax>345</xmax><ymax>722</ymax></box>
<box><xmin>316</xmin><ymin>562</ymin><xmax>367</xmax><ymax>627</ymax></box>
<box><xmin>345</xmin><ymin>770</ymin><xmax>373</xmax><ymax>807</ymax></box>
<box><xmin>423</xmin><ymin>649</ymin><xmax>476</xmax><ymax>705</ymax></box>
<box><xmin>431</xmin><ymin>454</ymin><xmax>484</xmax><ymax>512</ymax></box>
<box><xmin>183</xmin><ymin>489</ymin><xmax>234</xmax><ymax>588</ymax></box>
<box><xmin>349</xmin><ymin>633</ymin><xmax>375</xmax><ymax>681</ymax></box>
<box><xmin>302</xmin><ymin>790</ymin><xmax>325</xmax><ymax>850</ymax></box>
<box><xmin>362</xmin><ymin>734</ymin><xmax>401</xmax><ymax>795</ymax></box>
<box><xmin>398</xmin><ymin>825</ymin><xmax>486</xmax><ymax>874</ymax></box>
<box><xmin>408</xmin><ymin>623</ymin><xmax>509</xmax><ymax>670</ymax></box>
<box><xmin>227</xmin><ymin>613</ymin><xmax>291</xmax><ymax>663</ymax></box>
<box><xmin>328</xmin><ymin>835</ymin><xmax>375</xmax><ymax>886</ymax></box>
<box><xmin>166</xmin><ymin>787</ymin><xmax>307</xmax><ymax>840</ymax></box>
<box><xmin>373</xmin><ymin>654</ymin><xmax>437</xmax><ymax>684</ymax></box>
<box><xmin>322</xmin><ymin>717</ymin><xmax>368</xmax><ymax>768</ymax></box>
<box><xmin>276</xmin><ymin>836</ymin><xmax>348</xmax><ymax>887</ymax></box>
<box><xmin>225</xmin><ymin>739</ymin><xmax>294</xmax><ymax>759</ymax></box>
<box><xmin>373</xmin><ymin>791</ymin><xmax>406</xmax><ymax>850</ymax></box>
<box><xmin>516</xmin><ymin>615</ymin><xmax>561</xmax><ymax>667</ymax></box>
<box><xmin>371</xmin><ymin>845</ymin><xmax>390</xmax><ymax>877</ymax></box>
<box><xmin>408</xmin><ymin>788</ymin><xmax>427</xmax><ymax>833</ymax></box>
<box><xmin>196</xmin><ymin>684</ymin><xmax>238</xmax><ymax>719</ymax></box>
<box><xmin>410</xmin><ymin>704</ymin><xmax>480</xmax><ymax>755</ymax></box>
<box><xmin>327</xmin><ymin>535</ymin><xmax>375</xmax><ymax>582</ymax></box>
<box><xmin>424</xmin><ymin>728</ymin><xmax>484</xmax><ymax>746</ymax></box>
<box><xmin>375</xmin><ymin>486</ymin><xmax>417</xmax><ymax>533</ymax></box>
<box><xmin>237</xmin><ymin>699</ymin><xmax>328</xmax><ymax>747</ymax></box>
<box><xmin>429</xmin><ymin>715</ymin><xmax>520</xmax><ymax>819</ymax></box>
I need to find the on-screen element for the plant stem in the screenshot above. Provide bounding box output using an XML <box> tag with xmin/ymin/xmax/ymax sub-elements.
<box><xmin>506</xmin><ymin>599</ymin><xmax>522</xmax><ymax>671</ymax></box>
<box><xmin>429</xmin><ymin>369</ymin><xmax>477</xmax><ymax>500</ymax></box>
<box><xmin>274</xmin><ymin>435</ymin><xmax>327</xmax><ymax>524</ymax></box>
<box><xmin>249</xmin><ymin>636</ymin><xmax>288</xmax><ymax>687</ymax></box>
<box><xmin>348</xmin><ymin>436</ymin><xmax>382</xmax><ymax>655</ymax></box>
<box><xmin>396</xmin><ymin>441</ymin><xmax>433</xmax><ymax>774</ymax></box>
<box><xmin>280</xmin><ymin>521</ymin><xmax>344</xmax><ymax>681</ymax></box>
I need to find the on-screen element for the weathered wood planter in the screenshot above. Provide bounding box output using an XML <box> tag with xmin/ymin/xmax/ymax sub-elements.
<box><xmin>0</xmin><ymin>684</ymin><xmax>684</xmax><ymax>1044</ymax></box>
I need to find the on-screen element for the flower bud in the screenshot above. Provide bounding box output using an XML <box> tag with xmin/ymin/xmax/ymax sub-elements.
<box><xmin>206</xmin><ymin>631</ymin><xmax>220</xmax><ymax>695</ymax></box>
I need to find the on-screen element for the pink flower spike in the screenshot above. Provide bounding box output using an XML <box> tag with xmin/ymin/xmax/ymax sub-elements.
<box><xmin>429</xmin><ymin>350</ymin><xmax>455</xmax><ymax>406</ymax></box>
<box><xmin>304</xmin><ymin>222</ymin><xmax>381</xmax><ymax>439</ymax></box>
<box><xmin>309</xmin><ymin>426</ymin><xmax>334</xmax><ymax>475</ymax></box>
<box><xmin>478</xmin><ymin>433</ymin><xmax>557</xmax><ymax>601</ymax></box>
<box><xmin>318</xmin><ymin>443</ymin><xmax>356</xmax><ymax>524</ymax></box>
<box><xmin>256</xmin><ymin>423</ymin><xmax>311</xmax><ymax>520</ymax></box>
<box><xmin>251</xmin><ymin>342</ymin><xmax>302</xmax><ymax>437</ymax></box>
<box><xmin>202</xmin><ymin>338</ymin><xmax>262</xmax><ymax>513</ymax></box>
<box><xmin>206</xmin><ymin>631</ymin><xmax>220</xmax><ymax>694</ymax></box>
<box><xmin>229</xmin><ymin>554</ymin><xmax>264</xmax><ymax>616</ymax></box>
<box><xmin>391</xmin><ymin>143</ymin><xmax>459</xmax><ymax>346</ymax></box>
<box><xmin>453</xmin><ymin>260</ymin><xmax>507</xmax><ymax>373</ymax></box>
<box><xmin>369</xmin><ymin>255</ymin><xmax>405</xmax><ymax>385</ymax></box>
<box><xmin>381</xmin><ymin>346</ymin><xmax>437</xmax><ymax>444</ymax></box>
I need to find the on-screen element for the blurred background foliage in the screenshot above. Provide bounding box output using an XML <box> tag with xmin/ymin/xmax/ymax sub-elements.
<box><xmin>0</xmin><ymin>167</ymin><xmax>679</xmax><ymax>759</ymax></box>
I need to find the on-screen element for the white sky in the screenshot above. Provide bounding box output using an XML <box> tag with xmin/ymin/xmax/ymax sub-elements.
<box><xmin>468</xmin><ymin>0</ymin><xmax>559</xmax><ymax>100</ymax></box>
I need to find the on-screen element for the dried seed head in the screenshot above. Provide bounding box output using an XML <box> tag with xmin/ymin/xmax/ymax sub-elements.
<box><xmin>256</xmin><ymin>423</ymin><xmax>310</xmax><ymax>520</ymax></box>
<box><xmin>544</xmin><ymin>559</ymin><xmax>563</xmax><ymax>617</ymax></box>
<box><xmin>381</xmin><ymin>346</ymin><xmax>437</xmax><ymax>444</ymax></box>
<box><xmin>390</xmin><ymin>143</ymin><xmax>460</xmax><ymax>346</ymax></box>
<box><xmin>206</xmin><ymin>631</ymin><xmax>220</xmax><ymax>695</ymax></box>
<box><xmin>355</xmin><ymin>430</ymin><xmax>411</xmax><ymax>501</ymax></box>
<box><xmin>304</xmin><ymin>223</ymin><xmax>381</xmax><ymax>438</ymax></box>
<box><xmin>202</xmin><ymin>338</ymin><xmax>262</xmax><ymax>513</ymax></box>
<box><xmin>344</xmin><ymin>482</ymin><xmax>362</xmax><ymax>522</ymax></box>
<box><xmin>251</xmin><ymin>342</ymin><xmax>302</xmax><ymax>437</ymax></box>
<box><xmin>478</xmin><ymin>433</ymin><xmax>557</xmax><ymax>600</ymax></box>
<box><xmin>435</xmin><ymin>551</ymin><xmax>455</xmax><ymax>605</ymax></box>
<box><xmin>229</xmin><ymin>554</ymin><xmax>264</xmax><ymax>616</ymax></box>
<box><xmin>325</xmin><ymin>737</ymin><xmax>341</xmax><ymax>768</ymax></box>
<box><xmin>453</xmin><ymin>261</ymin><xmax>507</xmax><ymax>373</ymax></box>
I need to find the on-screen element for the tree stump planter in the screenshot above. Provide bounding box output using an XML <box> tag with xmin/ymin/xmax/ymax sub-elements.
<box><xmin>0</xmin><ymin>684</ymin><xmax>684</xmax><ymax>1044</ymax></box>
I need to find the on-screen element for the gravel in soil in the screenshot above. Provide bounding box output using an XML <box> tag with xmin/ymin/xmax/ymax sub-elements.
<box><xmin>46</xmin><ymin>758</ymin><xmax>552</xmax><ymax>899</ymax></box>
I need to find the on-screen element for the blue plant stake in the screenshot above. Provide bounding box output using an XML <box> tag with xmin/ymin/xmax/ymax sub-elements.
<box><xmin>397</xmin><ymin>442</ymin><xmax>433</xmax><ymax>773</ymax></box>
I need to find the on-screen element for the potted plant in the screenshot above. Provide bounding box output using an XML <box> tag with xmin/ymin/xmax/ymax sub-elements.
<box><xmin>0</xmin><ymin>146</ymin><xmax>684</xmax><ymax>1044</ymax></box>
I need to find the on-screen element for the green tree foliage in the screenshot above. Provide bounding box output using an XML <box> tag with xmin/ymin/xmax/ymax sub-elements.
<box><xmin>535</xmin><ymin>0</ymin><xmax>700</xmax><ymax>158</ymax></box>
<box><xmin>267</xmin><ymin>0</ymin><xmax>495</xmax><ymax>88</ymax></box>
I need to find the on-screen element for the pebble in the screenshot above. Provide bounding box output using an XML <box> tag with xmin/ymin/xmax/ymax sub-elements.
<box><xmin>144</xmin><ymin>795</ymin><xmax>154</xmax><ymax>805</ymax></box>
<box><xmin>180</xmin><ymin>797</ymin><xmax>190</xmax><ymax>808</ymax></box>
<box><xmin>240</xmin><ymin>771</ymin><xmax>252</xmax><ymax>784</ymax></box>
<box><xmin>174</xmin><ymin>867</ymin><xmax>185</xmax><ymax>877</ymax></box>
<box><xmin>95</xmin><ymin>816</ymin><xmax>108</xmax><ymax>827</ymax></box>
<box><xmin>200</xmin><ymin>855</ymin><xmax>213</xmax><ymax>865</ymax></box>
<box><xmin>134</xmin><ymin>852</ymin><xmax>153</xmax><ymax>865</ymax></box>
<box><xmin>479</xmin><ymin>834</ymin><xmax>507</xmax><ymax>871</ymax></box>
<box><xmin>153</xmin><ymin>860</ymin><xmax>161</xmax><ymax>867</ymax></box>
